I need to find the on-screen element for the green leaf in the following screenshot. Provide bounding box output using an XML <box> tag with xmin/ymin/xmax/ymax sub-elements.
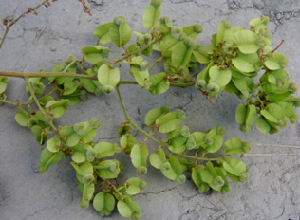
<box><xmin>117</xmin><ymin>198</ymin><xmax>141</xmax><ymax>219</ymax></box>
<box><xmin>93</xmin><ymin>23</ymin><xmax>112</xmax><ymax>44</ymax></box>
<box><xmin>120</xmin><ymin>135</ymin><xmax>136</xmax><ymax>154</ymax></box>
<box><xmin>171</xmin><ymin>41</ymin><xmax>194</xmax><ymax>68</ymax></box>
<box><xmin>0</xmin><ymin>76</ymin><xmax>9</xmax><ymax>94</ymax></box>
<box><xmin>234</xmin><ymin>29</ymin><xmax>260</xmax><ymax>54</ymax></box>
<box><xmin>125</xmin><ymin>177</ymin><xmax>147</xmax><ymax>195</ymax></box>
<box><xmin>47</xmin><ymin>136</ymin><xmax>61</xmax><ymax>153</ymax></box>
<box><xmin>222</xmin><ymin>158</ymin><xmax>246</xmax><ymax>176</ymax></box>
<box><xmin>142</xmin><ymin>0</ymin><xmax>161</xmax><ymax>29</ymax></box>
<box><xmin>93</xmin><ymin>192</ymin><xmax>115</xmax><ymax>216</ymax></box>
<box><xmin>96</xmin><ymin>159</ymin><xmax>122</xmax><ymax>179</ymax></box>
<box><xmin>38</xmin><ymin>148</ymin><xmax>64</xmax><ymax>173</ymax></box>
<box><xmin>82</xmin><ymin>46</ymin><xmax>107</xmax><ymax>64</ymax></box>
<box><xmin>46</xmin><ymin>100</ymin><xmax>69</xmax><ymax>118</ymax></box>
<box><xmin>94</xmin><ymin>142</ymin><xmax>121</xmax><ymax>159</ymax></box>
<box><xmin>133</xmin><ymin>69</ymin><xmax>149</xmax><ymax>87</ymax></box>
<box><xmin>15</xmin><ymin>107</ymin><xmax>29</xmax><ymax>126</ymax></box>
<box><xmin>80</xmin><ymin>184</ymin><xmax>95</xmax><ymax>208</ymax></box>
<box><xmin>183</xmin><ymin>24</ymin><xmax>202</xmax><ymax>39</ymax></box>
<box><xmin>191</xmin><ymin>166</ymin><xmax>210</xmax><ymax>192</ymax></box>
<box><xmin>72</xmin><ymin>152</ymin><xmax>86</xmax><ymax>163</ymax></box>
<box><xmin>98</xmin><ymin>64</ymin><xmax>120</xmax><ymax>87</ymax></box>
<box><xmin>232</xmin><ymin>52</ymin><xmax>259</xmax><ymax>73</ymax></box>
<box><xmin>224</xmin><ymin>137</ymin><xmax>251</xmax><ymax>155</ymax></box>
<box><xmin>156</xmin><ymin>110</ymin><xmax>185</xmax><ymax>133</ymax></box>
<box><xmin>265</xmin><ymin>52</ymin><xmax>288</xmax><ymax>70</ymax></box>
<box><xmin>209</xmin><ymin>66</ymin><xmax>232</xmax><ymax>87</ymax></box>
<box><xmin>193</xmin><ymin>46</ymin><xmax>212</xmax><ymax>65</ymax></box>
<box><xmin>130</xmin><ymin>144</ymin><xmax>148</xmax><ymax>174</ymax></box>
<box><xmin>255</xmin><ymin>117</ymin><xmax>272</xmax><ymax>133</ymax></box>
<box><xmin>149</xmin><ymin>148</ymin><xmax>166</xmax><ymax>169</ymax></box>
<box><xmin>109</xmin><ymin>20</ymin><xmax>132</xmax><ymax>47</ymax></box>
<box><xmin>144</xmin><ymin>106</ymin><xmax>170</xmax><ymax>126</ymax></box>
<box><xmin>149</xmin><ymin>73</ymin><xmax>170</xmax><ymax>95</ymax></box>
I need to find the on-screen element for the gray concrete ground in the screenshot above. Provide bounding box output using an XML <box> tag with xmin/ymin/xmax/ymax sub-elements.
<box><xmin>0</xmin><ymin>0</ymin><xmax>300</xmax><ymax>219</ymax></box>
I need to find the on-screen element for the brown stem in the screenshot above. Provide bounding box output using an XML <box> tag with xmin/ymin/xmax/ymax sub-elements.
<box><xmin>78</xmin><ymin>0</ymin><xmax>92</xmax><ymax>16</ymax></box>
<box><xmin>272</xmin><ymin>40</ymin><xmax>285</xmax><ymax>53</ymax></box>
<box><xmin>0</xmin><ymin>0</ymin><xmax>54</xmax><ymax>49</ymax></box>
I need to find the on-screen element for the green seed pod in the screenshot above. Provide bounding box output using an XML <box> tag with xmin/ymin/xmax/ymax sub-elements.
<box><xmin>179</xmin><ymin>126</ymin><xmax>190</xmax><ymax>137</ymax></box>
<box><xmin>137</xmin><ymin>166</ymin><xmax>147</xmax><ymax>175</ymax></box>
<box><xmin>186</xmin><ymin>137</ymin><xmax>196</xmax><ymax>149</ymax></box>
<box><xmin>176</xmin><ymin>174</ymin><xmax>186</xmax><ymax>184</ymax></box>
<box><xmin>82</xmin><ymin>174</ymin><xmax>94</xmax><ymax>185</ymax></box>
<box><xmin>171</xmin><ymin>27</ymin><xmax>183</xmax><ymax>39</ymax></box>
<box><xmin>195</xmin><ymin>80</ymin><xmax>207</xmax><ymax>90</ymax></box>
<box><xmin>66</xmin><ymin>55</ymin><xmax>76</xmax><ymax>63</ymax></box>
<box><xmin>207</xmin><ymin>82</ymin><xmax>219</xmax><ymax>93</ymax></box>
<box><xmin>277</xmin><ymin>118</ymin><xmax>288</xmax><ymax>127</ymax></box>
<box><xmin>140</xmin><ymin>180</ymin><xmax>147</xmax><ymax>191</ymax></box>
<box><xmin>184</xmin><ymin>37</ymin><xmax>197</xmax><ymax>47</ymax></box>
<box><xmin>214</xmin><ymin>176</ymin><xmax>225</xmax><ymax>187</ymax></box>
<box><xmin>142</xmin><ymin>81</ymin><xmax>152</xmax><ymax>91</ymax></box>
<box><xmin>290</xmin><ymin>82</ymin><xmax>298</xmax><ymax>93</ymax></box>
<box><xmin>140</xmin><ymin>61</ymin><xmax>148</xmax><ymax>71</ymax></box>
<box><xmin>151</xmin><ymin>0</ymin><xmax>162</xmax><ymax>8</ymax></box>
<box><xmin>222</xmin><ymin>186</ymin><xmax>231</xmax><ymax>193</ymax></box>
<box><xmin>198</xmin><ymin>184</ymin><xmax>210</xmax><ymax>192</ymax></box>
<box><xmin>28</xmin><ymin>118</ymin><xmax>39</xmax><ymax>128</ymax></box>
<box><xmin>160</xmin><ymin>162</ymin><xmax>171</xmax><ymax>173</ymax></box>
<box><xmin>239</xmin><ymin>173</ymin><xmax>249</xmax><ymax>183</ymax></box>
<box><xmin>86</xmin><ymin>149</ymin><xmax>98</xmax><ymax>162</ymax></box>
<box><xmin>216</xmin><ymin>126</ymin><xmax>225</xmax><ymax>135</ymax></box>
<box><xmin>204</xmin><ymin>134</ymin><xmax>213</xmax><ymax>145</ymax></box>
<box><xmin>102</xmin><ymin>85</ymin><xmax>115</xmax><ymax>95</ymax></box>
<box><xmin>242</xmin><ymin>142</ymin><xmax>252</xmax><ymax>153</ymax></box>
<box><xmin>195</xmin><ymin>24</ymin><xmax>203</xmax><ymax>33</ymax></box>
<box><xmin>74</xmin><ymin>122</ymin><xmax>85</xmax><ymax>136</ymax></box>
<box><xmin>90</xmin><ymin>118</ymin><xmax>101</xmax><ymax>129</ymax></box>
<box><xmin>142</xmin><ymin>33</ymin><xmax>152</xmax><ymax>46</ymax></box>
<box><xmin>113</xmin><ymin>16</ymin><xmax>125</xmax><ymax>26</ymax></box>
<box><xmin>31</xmin><ymin>82</ymin><xmax>46</xmax><ymax>95</ymax></box>
<box><xmin>109</xmin><ymin>162</ymin><xmax>120</xmax><ymax>174</ymax></box>
<box><xmin>178</xmin><ymin>33</ymin><xmax>187</xmax><ymax>41</ymax></box>
<box><xmin>291</xmin><ymin>114</ymin><xmax>298</xmax><ymax>123</ymax></box>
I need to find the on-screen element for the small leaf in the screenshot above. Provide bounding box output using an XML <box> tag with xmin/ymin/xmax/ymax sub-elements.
<box><xmin>142</xmin><ymin>0</ymin><xmax>161</xmax><ymax>29</ymax></box>
<box><xmin>120</xmin><ymin>135</ymin><xmax>136</xmax><ymax>154</ymax></box>
<box><xmin>130</xmin><ymin>144</ymin><xmax>148</xmax><ymax>174</ymax></box>
<box><xmin>15</xmin><ymin>107</ymin><xmax>29</xmax><ymax>126</ymax></box>
<box><xmin>46</xmin><ymin>100</ymin><xmax>69</xmax><ymax>119</ymax></box>
<box><xmin>47</xmin><ymin>136</ymin><xmax>61</xmax><ymax>153</ymax></box>
<box><xmin>94</xmin><ymin>142</ymin><xmax>121</xmax><ymax>158</ymax></box>
<box><xmin>224</xmin><ymin>137</ymin><xmax>251</xmax><ymax>155</ymax></box>
<box><xmin>109</xmin><ymin>18</ymin><xmax>132</xmax><ymax>47</ymax></box>
<box><xmin>171</xmin><ymin>41</ymin><xmax>194</xmax><ymax>68</ymax></box>
<box><xmin>125</xmin><ymin>177</ymin><xmax>147</xmax><ymax>195</ymax></box>
<box><xmin>149</xmin><ymin>148</ymin><xmax>166</xmax><ymax>169</ymax></box>
<box><xmin>209</xmin><ymin>66</ymin><xmax>232</xmax><ymax>87</ymax></box>
<box><xmin>38</xmin><ymin>148</ymin><xmax>64</xmax><ymax>173</ymax></box>
<box><xmin>156</xmin><ymin>110</ymin><xmax>185</xmax><ymax>133</ymax></box>
<box><xmin>0</xmin><ymin>76</ymin><xmax>9</xmax><ymax>94</ymax></box>
<box><xmin>149</xmin><ymin>73</ymin><xmax>170</xmax><ymax>95</ymax></box>
<box><xmin>93</xmin><ymin>23</ymin><xmax>112</xmax><ymax>44</ymax></box>
<box><xmin>255</xmin><ymin>117</ymin><xmax>272</xmax><ymax>133</ymax></box>
<box><xmin>117</xmin><ymin>199</ymin><xmax>141</xmax><ymax>219</ymax></box>
<box><xmin>98</xmin><ymin>64</ymin><xmax>120</xmax><ymax>87</ymax></box>
<box><xmin>222</xmin><ymin>158</ymin><xmax>246</xmax><ymax>176</ymax></box>
<box><xmin>144</xmin><ymin>106</ymin><xmax>170</xmax><ymax>126</ymax></box>
<box><xmin>93</xmin><ymin>192</ymin><xmax>115</xmax><ymax>216</ymax></box>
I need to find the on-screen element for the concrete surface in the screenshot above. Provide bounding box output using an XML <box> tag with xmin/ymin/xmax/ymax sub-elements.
<box><xmin>0</xmin><ymin>0</ymin><xmax>300</xmax><ymax>219</ymax></box>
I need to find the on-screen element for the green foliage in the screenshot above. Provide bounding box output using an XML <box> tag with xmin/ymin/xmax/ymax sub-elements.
<box><xmin>1</xmin><ymin>1</ymin><xmax>299</xmax><ymax>219</ymax></box>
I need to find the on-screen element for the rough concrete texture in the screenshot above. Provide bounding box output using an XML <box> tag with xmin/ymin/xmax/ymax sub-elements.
<box><xmin>0</xmin><ymin>0</ymin><xmax>300</xmax><ymax>219</ymax></box>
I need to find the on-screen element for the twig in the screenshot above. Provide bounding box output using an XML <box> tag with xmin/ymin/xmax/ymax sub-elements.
<box><xmin>272</xmin><ymin>40</ymin><xmax>285</xmax><ymax>53</ymax></box>
<box><xmin>256</xmin><ymin>143</ymin><xmax>300</xmax><ymax>149</ymax></box>
<box><xmin>25</xmin><ymin>78</ymin><xmax>58</xmax><ymax>132</ymax></box>
<box><xmin>79</xmin><ymin>0</ymin><xmax>92</xmax><ymax>16</ymax></box>
<box><xmin>149</xmin><ymin>56</ymin><xmax>164</xmax><ymax>73</ymax></box>
<box><xmin>0</xmin><ymin>0</ymin><xmax>54</xmax><ymax>49</ymax></box>
<box><xmin>0</xmin><ymin>71</ymin><xmax>97</xmax><ymax>80</ymax></box>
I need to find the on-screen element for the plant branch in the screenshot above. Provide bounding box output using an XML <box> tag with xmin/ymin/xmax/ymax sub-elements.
<box><xmin>0</xmin><ymin>0</ymin><xmax>54</xmax><ymax>49</ymax></box>
<box><xmin>25</xmin><ymin>78</ymin><xmax>58</xmax><ymax>132</ymax></box>
<box><xmin>179</xmin><ymin>154</ymin><xmax>222</xmax><ymax>161</ymax></box>
<box><xmin>110</xmin><ymin>38</ymin><xmax>161</xmax><ymax>66</ymax></box>
<box><xmin>0</xmin><ymin>71</ymin><xmax>97</xmax><ymax>80</ymax></box>
<box><xmin>78</xmin><ymin>0</ymin><xmax>92</xmax><ymax>16</ymax></box>
<box><xmin>149</xmin><ymin>56</ymin><xmax>164</xmax><ymax>73</ymax></box>
<box><xmin>116</xmin><ymin>84</ymin><xmax>162</xmax><ymax>145</ymax></box>
<box><xmin>272</xmin><ymin>40</ymin><xmax>285</xmax><ymax>53</ymax></box>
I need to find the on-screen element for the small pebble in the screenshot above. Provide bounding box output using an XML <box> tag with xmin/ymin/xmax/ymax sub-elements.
<box><xmin>50</xmin><ymin>46</ymin><xmax>56</xmax><ymax>51</ymax></box>
<box><xmin>285</xmin><ymin>13</ymin><xmax>291</xmax><ymax>20</ymax></box>
<box><xmin>275</xmin><ymin>13</ymin><xmax>282</xmax><ymax>20</ymax></box>
<box><xmin>31</xmin><ymin>164</ymin><xmax>40</xmax><ymax>173</ymax></box>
